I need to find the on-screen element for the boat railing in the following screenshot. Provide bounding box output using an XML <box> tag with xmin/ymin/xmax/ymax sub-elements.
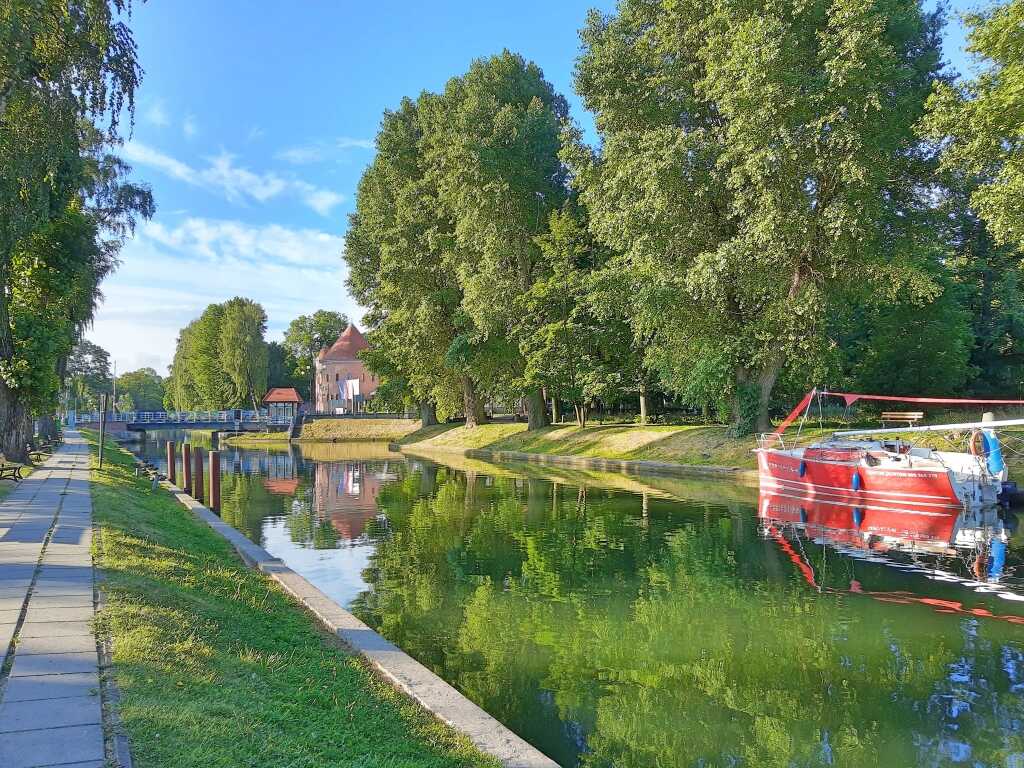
<box><xmin>757</xmin><ymin>433</ymin><xmax>786</xmax><ymax>450</ymax></box>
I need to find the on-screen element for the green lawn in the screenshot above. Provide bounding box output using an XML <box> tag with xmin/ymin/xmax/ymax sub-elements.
<box><xmin>84</xmin><ymin>429</ymin><xmax>497</xmax><ymax>768</ymax></box>
<box><xmin>400</xmin><ymin>421</ymin><xmax>769</xmax><ymax>468</ymax></box>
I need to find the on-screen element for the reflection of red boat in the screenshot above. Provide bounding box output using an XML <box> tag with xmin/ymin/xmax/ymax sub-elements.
<box><xmin>758</xmin><ymin>492</ymin><xmax>959</xmax><ymax>554</ymax></box>
<box><xmin>759</xmin><ymin>490</ymin><xmax>1021</xmax><ymax>622</ymax></box>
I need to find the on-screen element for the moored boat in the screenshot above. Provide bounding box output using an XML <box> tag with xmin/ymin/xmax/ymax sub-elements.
<box><xmin>757</xmin><ymin>390</ymin><xmax>1024</xmax><ymax>509</ymax></box>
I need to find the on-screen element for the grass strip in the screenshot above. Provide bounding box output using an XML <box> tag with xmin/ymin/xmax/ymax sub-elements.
<box><xmin>84</xmin><ymin>429</ymin><xmax>498</xmax><ymax>768</ymax></box>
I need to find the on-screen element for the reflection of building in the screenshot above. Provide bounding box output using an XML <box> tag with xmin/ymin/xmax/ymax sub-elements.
<box><xmin>314</xmin><ymin>460</ymin><xmax>396</xmax><ymax>541</ymax></box>
<box><xmin>263</xmin><ymin>387</ymin><xmax>303</xmax><ymax>422</ymax></box>
<box><xmin>314</xmin><ymin>324</ymin><xmax>379</xmax><ymax>413</ymax></box>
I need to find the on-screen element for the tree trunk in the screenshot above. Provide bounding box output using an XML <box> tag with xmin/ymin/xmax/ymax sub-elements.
<box><xmin>755</xmin><ymin>362</ymin><xmax>781</xmax><ymax>434</ymax></box>
<box><xmin>639</xmin><ymin>380</ymin><xmax>649</xmax><ymax>425</ymax></box>
<box><xmin>419</xmin><ymin>400</ymin><xmax>438</xmax><ymax>427</ymax></box>
<box><xmin>526</xmin><ymin>389</ymin><xmax>549</xmax><ymax>431</ymax></box>
<box><xmin>574</xmin><ymin>403</ymin><xmax>587</xmax><ymax>428</ymax></box>
<box><xmin>551</xmin><ymin>396</ymin><xmax>561</xmax><ymax>424</ymax></box>
<box><xmin>462</xmin><ymin>377</ymin><xmax>487</xmax><ymax>428</ymax></box>
<box><xmin>0</xmin><ymin>381</ymin><xmax>30</xmax><ymax>462</ymax></box>
<box><xmin>38</xmin><ymin>414</ymin><xmax>58</xmax><ymax>440</ymax></box>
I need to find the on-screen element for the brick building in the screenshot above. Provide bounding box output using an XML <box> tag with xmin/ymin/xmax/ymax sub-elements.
<box><xmin>314</xmin><ymin>324</ymin><xmax>379</xmax><ymax>413</ymax></box>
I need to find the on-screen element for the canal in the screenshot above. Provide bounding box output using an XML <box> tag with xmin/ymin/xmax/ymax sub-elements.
<box><xmin>132</xmin><ymin>431</ymin><xmax>1024</xmax><ymax>767</ymax></box>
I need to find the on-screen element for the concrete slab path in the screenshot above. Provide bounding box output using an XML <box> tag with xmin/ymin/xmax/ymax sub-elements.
<box><xmin>0</xmin><ymin>431</ymin><xmax>106</xmax><ymax>768</ymax></box>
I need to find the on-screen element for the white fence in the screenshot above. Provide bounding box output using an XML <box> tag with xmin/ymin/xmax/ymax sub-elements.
<box><xmin>73</xmin><ymin>410</ymin><xmax>292</xmax><ymax>426</ymax></box>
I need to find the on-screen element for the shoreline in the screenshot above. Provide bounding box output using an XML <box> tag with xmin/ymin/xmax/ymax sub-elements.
<box><xmin>98</xmin><ymin>430</ymin><xmax>558</xmax><ymax>768</ymax></box>
<box><xmin>84</xmin><ymin>431</ymin><xmax>519</xmax><ymax>768</ymax></box>
<box><xmin>399</xmin><ymin>443</ymin><xmax>761</xmax><ymax>486</ymax></box>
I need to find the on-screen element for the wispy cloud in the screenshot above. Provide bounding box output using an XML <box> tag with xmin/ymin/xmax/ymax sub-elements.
<box><xmin>277</xmin><ymin>136</ymin><xmax>374</xmax><ymax>165</ymax></box>
<box><xmin>336</xmin><ymin>136</ymin><xmax>374</xmax><ymax>150</ymax></box>
<box><xmin>277</xmin><ymin>145</ymin><xmax>325</xmax><ymax>165</ymax></box>
<box><xmin>89</xmin><ymin>217</ymin><xmax>359</xmax><ymax>373</ymax></box>
<box><xmin>122</xmin><ymin>141</ymin><xmax>346</xmax><ymax>216</ymax></box>
<box><xmin>183</xmin><ymin>115</ymin><xmax>199</xmax><ymax>139</ymax></box>
<box><xmin>144</xmin><ymin>100</ymin><xmax>169</xmax><ymax>127</ymax></box>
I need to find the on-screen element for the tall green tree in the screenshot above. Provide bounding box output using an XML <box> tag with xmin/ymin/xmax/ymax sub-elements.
<box><xmin>220</xmin><ymin>297</ymin><xmax>269</xmax><ymax>412</ymax></box>
<box><xmin>66</xmin><ymin>338</ymin><xmax>111</xmax><ymax>412</ymax></box>
<box><xmin>570</xmin><ymin>0</ymin><xmax>946</xmax><ymax>432</ymax></box>
<box><xmin>166</xmin><ymin>298</ymin><xmax>269</xmax><ymax>410</ymax></box>
<box><xmin>282</xmin><ymin>310</ymin><xmax>348</xmax><ymax>400</ymax></box>
<box><xmin>115</xmin><ymin>367</ymin><xmax>164</xmax><ymax>411</ymax></box>
<box><xmin>422</xmin><ymin>51</ymin><xmax>569</xmax><ymax>429</ymax></box>
<box><xmin>923</xmin><ymin>0</ymin><xmax>1024</xmax><ymax>251</ymax></box>
<box><xmin>345</xmin><ymin>97</ymin><xmax>488</xmax><ymax>426</ymax></box>
<box><xmin>1</xmin><ymin>0</ymin><xmax>151</xmax><ymax>456</ymax></box>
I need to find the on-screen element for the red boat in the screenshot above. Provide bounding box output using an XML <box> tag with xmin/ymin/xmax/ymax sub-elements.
<box><xmin>756</xmin><ymin>390</ymin><xmax>1024</xmax><ymax>509</ymax></box>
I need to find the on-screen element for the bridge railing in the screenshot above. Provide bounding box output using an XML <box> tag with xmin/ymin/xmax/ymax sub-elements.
<box><xmin>73</xmin><ymin>410</ymin><xmax>291</xmax><ymax>425</ymax></box>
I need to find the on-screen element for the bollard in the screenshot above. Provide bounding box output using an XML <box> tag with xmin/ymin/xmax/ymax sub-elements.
<box><xmin>192</xmin><ymin>447</ymin><xmax>204</xmax><ymax>504</ymax></box>
<box><xmin>182</xmin><ymin>443</ymin><xmax>192</xmax><ymax>495</ymax></box>
<box><xmin>166</xmin><ymin>440</ymin><xmax>176</xmax><ymax>485</ymax></box>
<box><xmin>208</xmin><ymin>450</ymin><xmax>221</xmax><ymax>513</ymax></box>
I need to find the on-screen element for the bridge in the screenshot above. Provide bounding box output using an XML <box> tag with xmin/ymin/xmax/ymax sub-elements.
<box><xmin>72</xmin><ymin>410</ymin><xmax>293</xmax><ymax>433</ymax></box>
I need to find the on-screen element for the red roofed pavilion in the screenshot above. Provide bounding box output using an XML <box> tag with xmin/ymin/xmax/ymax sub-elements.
<box><xmin>314</xmin><ymin>324</ymin><xmax>378</xmax><ymax>413</ymax></box>
<box><xmin>263</xmin><ymin>387</ymin><xmax>303</xmax><ymax>422</ymax></box>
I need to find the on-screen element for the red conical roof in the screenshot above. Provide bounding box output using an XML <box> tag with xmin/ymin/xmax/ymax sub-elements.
<box><xmin>319</xmin><ymin>324</ymin><xmax>369</xmax><ymax>362</ymax></box>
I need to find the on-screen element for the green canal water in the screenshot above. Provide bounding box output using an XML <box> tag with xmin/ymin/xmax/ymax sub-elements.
<box><xmin>135</xmin><ymin>432</ymin><xmax>1024</xmax><ymax>767</ymax></box>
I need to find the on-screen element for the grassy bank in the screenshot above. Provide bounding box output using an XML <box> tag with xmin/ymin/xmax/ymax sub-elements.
<box><xmin>84</xmin><ymin>429</ymin><xmax>496</xmax><ymax>768</ymax></box>
<box><xmin>400</xmin><ymin>419</ymin><xmax>1024</xmax><ymax>472</ymax></box>
<box><xmin>220</xmin><ymin>431</ymin><xmax>291</xmax><ymax>448</ymax></box>
<box><xmin>299</xmin><ymin>417</ymin><xmax>420</xmax><ymax>442</ymax></box>
<box><xmin>400</xmin><ymin>422</ymin><xmax>768</xmax><ymax>469</ymax></box>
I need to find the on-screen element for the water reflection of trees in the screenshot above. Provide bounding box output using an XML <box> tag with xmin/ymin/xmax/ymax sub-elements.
<box><xmin>353</xmin><ymin>467</ymin><xmax>1024</xmax><ymax>768</ymax></box>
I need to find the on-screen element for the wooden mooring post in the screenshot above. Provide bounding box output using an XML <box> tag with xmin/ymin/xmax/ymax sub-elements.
<box><xmin>166</xmin><ymin>440</ymin><xmax>176</xmax><ymax>485</ymax></box>
<box><xmin>208</xmin><ymin>450</ymin><xmax>220</xmax><ymax>512</ymax></box>
<box><xmin>182</xmin><ymin>443</ymin><xmax>192</xmax><ymax>495</ymax></box>
<box><xmin>192</xmin><ymin>447</ymin><xmax>204</xmax><ymax>504</ymax></box>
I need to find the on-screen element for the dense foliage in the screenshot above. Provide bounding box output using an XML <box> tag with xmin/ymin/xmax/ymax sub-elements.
<box><xmin>165</xmin><ymin>297</ymin><xmax>269</xmax><ymax>411</ymax></box>
<box><xmin>345</xmin><ymin>1</ymin><xmax>1024</xmax><ymax>434</ymax></box>
<box><xmin>0</xmin><ymin>0</ymin><xmax>153</xmax><ymax>457</ymax></box>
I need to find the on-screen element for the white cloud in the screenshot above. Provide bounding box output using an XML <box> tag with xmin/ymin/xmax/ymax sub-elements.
<box><xmin>183</xmin><ymin>115</ymin><xmax>198</xmax><ymax>138</ymax></box>
<box><xmin>89</xmin><ymin>217</ymin><xmax>361</xmax><ymax>373</ymax></box>
<box><xmin>295</xmin><ymin>183</ymin><xmax>346</xmax><ymax>216</ymax></box>
<box><xmin>144</xmin><ymin>100</ymin><xmax>169</xmax><ymax>127</ymax></box>
<box><xmin>277</xmin><ymin>145</ymin><xmax>324</xmax><ymax>165</ymax></box>
<box><xmin>336</xmin><ymin>137</ymin><xmax>374</xmax><ymax>150</ymax></box>
<box><xmin>277</xmin><ymin>136</ymin><xmax>374</xmax><ymax>165</ymax></box>
<box><xmin>122</xmin><ymin>141</ymin><xmax>345</xmax><ymax>216</ymax></box>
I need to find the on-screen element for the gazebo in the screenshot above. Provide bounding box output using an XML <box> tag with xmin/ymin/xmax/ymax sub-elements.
<box><xmin>263</xmin><ymin>387</ymin><xmax>303</xmax><ymax>423</ymax></box>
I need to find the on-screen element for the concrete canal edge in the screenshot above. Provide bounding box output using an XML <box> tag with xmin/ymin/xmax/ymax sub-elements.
<box><xmin>161</xmin><ymin>482</ymin><xmax>561</xmax><ymax>768</ymax></box>
<box><xmin>399</xmin><ymin>445</ymin><xmax>761</xmax><ymax>487</ymax></box>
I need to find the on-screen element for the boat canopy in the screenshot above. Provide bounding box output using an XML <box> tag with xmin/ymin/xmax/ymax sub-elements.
<box><xmin>774</xmin><ymin>389</ymin><xmax>1024</xmax><ymax>435</ymax></box>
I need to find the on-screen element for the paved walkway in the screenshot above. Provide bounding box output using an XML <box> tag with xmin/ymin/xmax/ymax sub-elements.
<box><xmin>0</xmin><ymin>432</ymin><xmax>105</xmax><ymax>768</ymax></box>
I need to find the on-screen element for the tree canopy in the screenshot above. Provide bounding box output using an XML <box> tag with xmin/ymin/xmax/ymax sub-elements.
<box><xmin>165</xmin><ymin>298</ymin><xmax>269</xmax><ymax>411</ymax></box>
<box><xmin>923</xmin><ymin>0</ymin><xmax>1024</xmax><ymax>251</ymax></box>
<box><xmin>0</xmin><ymin>0</ymin><xmax>152</xmax><ymax>456</ymax></box>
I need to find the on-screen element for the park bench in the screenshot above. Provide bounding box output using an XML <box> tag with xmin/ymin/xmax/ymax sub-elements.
<box><xmin>881</xmin><ymin>411</ymin><xmax>924</xmax><ymax>428</ymax></box>
<box><xmin>0</xmin><ymin>461</ymin><xmax>23</xmax><ymax>482</ymax></box>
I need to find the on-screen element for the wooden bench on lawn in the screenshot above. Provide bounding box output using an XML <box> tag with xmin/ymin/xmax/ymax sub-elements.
<box><xmin>0</xmin><ymin>461</ymin><xmax>24</xmax><ymax>482</ymax></box>
<box><xmin>881</xmin><ymin>411</ymin><xmax>925</xmax><ymax>428</ymax></box>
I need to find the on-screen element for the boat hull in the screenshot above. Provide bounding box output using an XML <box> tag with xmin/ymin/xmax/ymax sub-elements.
<box><xmin>756</xmin><ymin>449</ymin><xmax>972</xmax><ymax>509</ymax></box>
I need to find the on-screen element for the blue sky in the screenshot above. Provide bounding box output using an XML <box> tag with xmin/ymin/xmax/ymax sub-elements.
<box><xmin>92</xmin><ymin>0</ymin><xmax>981</xmax><ymax>375</ymax></box>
